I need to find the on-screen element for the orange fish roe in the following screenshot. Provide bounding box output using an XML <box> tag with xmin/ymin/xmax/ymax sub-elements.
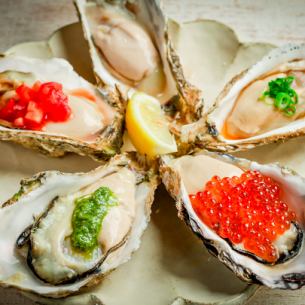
<box><xmin>189</xmin><ymin>170</ymin><xmax>296</xmax><ymax>263</ymax></box>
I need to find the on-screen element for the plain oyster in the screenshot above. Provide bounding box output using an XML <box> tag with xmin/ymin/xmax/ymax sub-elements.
<box><xmin>0</xmin><ymin>55</ymin><xmax>124</xmax><ymax>160</ymax></box>
<box><xmin>0</xmin><ymin>153</ymin><xmax>158</xmax><ymax>297</ymax></box>
<box><xmin>75</xmin><ymin>0</ymin><xmax>202</xmax><ymax>125</ymax></box>
<box><xmin>161</xmin><ymin>150</ymin><xmax>305</xmax><ymax>289</ymax></box>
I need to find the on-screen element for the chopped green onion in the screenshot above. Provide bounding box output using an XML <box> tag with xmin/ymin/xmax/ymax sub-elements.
<box><xmin>259</xmin><ymin>95</ymin><xmax>274</xmax><ymax>105</ymax></box>
<box><xmin>259</xmin><ymin>76</ymin><xmax>298</xmax><ymax>117</ymax></box>
<box><xmin>275</xmin><ymin>92</ymin><xmax>291</xmax><ymax>110</ymax></box>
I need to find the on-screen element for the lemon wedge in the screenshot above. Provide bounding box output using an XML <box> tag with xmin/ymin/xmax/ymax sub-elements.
<box><xmin>126</xmin><ymin>92</ymin><xmax>177</xmax><ymax>157</ymax></box>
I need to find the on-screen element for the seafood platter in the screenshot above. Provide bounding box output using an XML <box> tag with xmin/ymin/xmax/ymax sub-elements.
<box><xmin>1</xmin><ymin>0</ymin><xmax>305</xmax><ymax>304</ymax></box>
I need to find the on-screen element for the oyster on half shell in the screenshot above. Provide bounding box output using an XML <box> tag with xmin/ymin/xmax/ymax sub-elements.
<box><xmin>75</xmin><ymin>0</ymin><xmax>203</xmax><ymax>122</ymax></box>
<box><xmin>0</xmin><ymin>55</ymin><xmax>124</xmax><ymax>160</ymax></box>
<box><xmin>193</xmin><ymin>44</ymin><xmax>305</xmax><ymax>152</ymax></box>
<box><xmin>161</xmin><ymin>150</ymin><xmax>305</xmax><ymax>289</ymax></box>
<box><xmin>0</xmin><ymin>153</ymin><xmax>158</xmax><ymax>297</ymax></box>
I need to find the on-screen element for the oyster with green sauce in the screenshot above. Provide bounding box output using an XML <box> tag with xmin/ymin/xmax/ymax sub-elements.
<box><xmin>0</xmin><ymin>153</ymin><xmax>158</xmax><ymax>297</ymax></box>
<box><xmin>0</xmin><ymin>55</ymin><xmax>124</xmax><ymax>160</ymax></box>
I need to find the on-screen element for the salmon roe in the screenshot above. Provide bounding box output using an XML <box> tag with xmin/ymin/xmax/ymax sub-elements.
<box><xmin>0</xmin><ymin>81</ymin><xmax>71</xmax><ymax>130</ymax></box>
<box><xmin>189</xmin><ymin>170</ymin><xmax>296</xmax><ymax>263</ymax></box>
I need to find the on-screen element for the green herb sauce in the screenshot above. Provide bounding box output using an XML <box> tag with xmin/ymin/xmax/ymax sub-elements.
<box><xmin>260</xmin><ymin>76</ymin><xmax>299</xmax><ymax>117</ymax></box>
<box><xmin>71</xmin><ymin>186</ymin><xmax>118</xmax><ymax>252</ymax></box>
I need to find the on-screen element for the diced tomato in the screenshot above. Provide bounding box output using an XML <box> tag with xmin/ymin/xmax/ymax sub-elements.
<box><xmin>0</xmin><ymin>99</ymin><xmax>18</xmax><ymax>120</ymax></box>
<box><xmin>32</xmin><ymin>81</ymin><xmax>42</xmax><ymax>92</ymax></box>
<box><xmin>48</xmin><ymin>102</ymin><xmax>71</xmax><ymax>122</ymax></box>
<box><xmin>14</xmin><ymin>117</ymin><xmax>24</xmax><ymax>127</ymax></box>
<box><xmin>0</xmin><ymin>81</ymin><xmax>72</xmax><ymax>131</ymax></box>
<box><xmin>16</xmin><ymin>84</ymin><xmax>33</xmax><ymax>102</ymax></box>
<box><xmin>25</xmin><ymin>101</ymin><xmax>44</xmax><ymax>124</ymax></box>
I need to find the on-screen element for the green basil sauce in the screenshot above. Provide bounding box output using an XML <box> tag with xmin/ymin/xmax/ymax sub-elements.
<box><xmin>71</xmin><ymin>186</ymin><xmax>118</xmax><ymax>252</ymax></box>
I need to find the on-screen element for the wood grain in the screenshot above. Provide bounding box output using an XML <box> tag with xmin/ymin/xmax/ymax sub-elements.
<box><xmin>0</xmin><ymin>0</ymin><xmax>76</xmax><ymax>52</ymax></box>
<box><xmin>163</xmin><ymin>0</ymin><xmax>305</xmax><ymax>46</ymax></box>
<box><xmin>0</xmin><ymin>0</ymin><xmax>305</xmax><ymax>304</ymax></box>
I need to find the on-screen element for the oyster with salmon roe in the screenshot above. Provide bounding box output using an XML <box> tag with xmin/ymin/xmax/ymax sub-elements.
<box><xmin>0</xmin><ymin>153</ymin><xmax>158</xmax><ymax>297</ymax></box>
<box><xmin>0</xmin><ymin>55</ymin><xmax>124</xmax><ymax>160</ymax></box>
<box><xmin>193</xmin><ymin>44</ymin><xmax>305</xmax><ymax>152</ymax></box>
<box><xmin>160</xmin><ymin>150</ymin><xmax>305</xmax><ymax>289</ymax></box>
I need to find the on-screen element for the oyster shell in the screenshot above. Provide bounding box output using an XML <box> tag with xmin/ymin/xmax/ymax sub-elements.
<box><xmin>166</xmin><ymin>19</ymin><xmax>275</xmax><ymax>116</ymax></box>
<box><xmin>0</xmin><ymin>153</ymin><xmax>158</xmax><ymax>297</ymax></box>
<box><xmin>75</xmin><ymin>0</ymin><xmax>202</xmax><ymax>120</ymax></box>
<box><xmin>196</xmin><ymin>44</ymin><xmax>305</xmax><ymax>152</ymax></box>
<box><xmin>0</xmin><ymin>55</ymin><xmax>124</xmax><ymax>160</ymax></box>
<box><xmin>160</xmin><ymin>150</ymin><xmax>305</xmax><ymax>289</ymax></box>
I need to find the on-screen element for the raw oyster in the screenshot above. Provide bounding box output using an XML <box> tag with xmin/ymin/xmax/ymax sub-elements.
<box><xmin>0</xmin><ymin>153</ymin><xmax>158</xmax><ymax>297</ymax></box>
<box><xmin>75</xmin><ymin>0</ymin><xmax>202</xmax><ymax>118</ymax></box>
<box><xmin>161</xmin><ymin>150</ymin><xmax>305</xmax><ymax>289</ymax></box>
<box><xmin>196</xmin><ymin>44</ymin><xmax>305</xmax><ymax>152</ymax></box>
<box><xmin>0</xmin><ymin>55</ymin><xmax>124</xmax><ymax>160</ymax></box>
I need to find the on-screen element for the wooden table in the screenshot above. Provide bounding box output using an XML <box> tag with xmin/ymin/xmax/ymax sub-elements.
<box><xmin>0</xmin><ymin>1</ymin><xmax>305</xmax><ymax>304</ymax></box>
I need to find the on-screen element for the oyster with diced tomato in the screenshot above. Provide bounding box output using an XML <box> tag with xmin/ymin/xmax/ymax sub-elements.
<box><xmin>160</xmin><ymin>150</ymin><xmax>305</xmax><ymax>289</ymax></box>
<box><xmin>191</xmin><ymin>44</ymin><xmax>305</xmax><ymax>152</ymax></box>
<box><xmin>0</xmin><ymin>153</ymin><xmax>158</xmax><ymax>297</ymax></box>
<box><xmin>0</xmin><ymin>55</ymin><xmax>124</xmax><ymax>160</ymax></box>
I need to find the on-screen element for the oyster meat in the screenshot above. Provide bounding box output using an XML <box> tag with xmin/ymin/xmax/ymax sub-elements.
<box><xmin>75</xmin><ymin>0</ymin><xmax>202</xmax><ymax>119</ymax></box>
<box><xmin>0</xmin><ymin>55</ymin><xmax>124</xmax><ymax>160</ymax></box>
<box><xmin>198</xmin><ymin>44</ymin><xmax>305</xmax><ymax>152</ymax></box>
<box><xmin>0</xmin><ymin>153</ymin><xmax>158</xmax><ymax>297</ymax></box>
<box><xmin>161</xmin><ymin>150</ymin><xmax>305</xmax><ymax>289</ymax></box>
<box><xmin>75</xmin><ymin>0</ymin><xmax>173</xmax><ymax>102</ymax></box>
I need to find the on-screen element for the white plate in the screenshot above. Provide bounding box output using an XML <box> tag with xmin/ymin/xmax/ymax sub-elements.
<box><xmin>0</xmin><ymin>20</ymin><xmax>293</xmax><ymax>305</ymax></box>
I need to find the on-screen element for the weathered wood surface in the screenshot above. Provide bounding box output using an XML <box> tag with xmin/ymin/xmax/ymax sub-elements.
<box><xmin>0</xmin><ymin>1</ymin><xmax>305</xmax><ymax>304</ymax></box>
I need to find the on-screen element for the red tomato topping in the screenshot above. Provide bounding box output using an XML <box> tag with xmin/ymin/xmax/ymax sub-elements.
<box><xmin>0</xmin><ymin>81</ymin><xmax>71</xmax><ymax>130</ymax></box>
<box><xmin>189</xmin><ymin>170</ymin><xmax>296</xmax><ymax>263</ymax></box>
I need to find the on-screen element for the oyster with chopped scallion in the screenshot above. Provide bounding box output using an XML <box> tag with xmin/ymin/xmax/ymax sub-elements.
<box><xmin>0</xmin><ymin>153</ymin><xmax>158</xmax><ymax>297</ymax></box>
<box><xmin>192</xmin><ymin>44</ymin><xmax>305</xmax><ymax>152</ymax></box>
